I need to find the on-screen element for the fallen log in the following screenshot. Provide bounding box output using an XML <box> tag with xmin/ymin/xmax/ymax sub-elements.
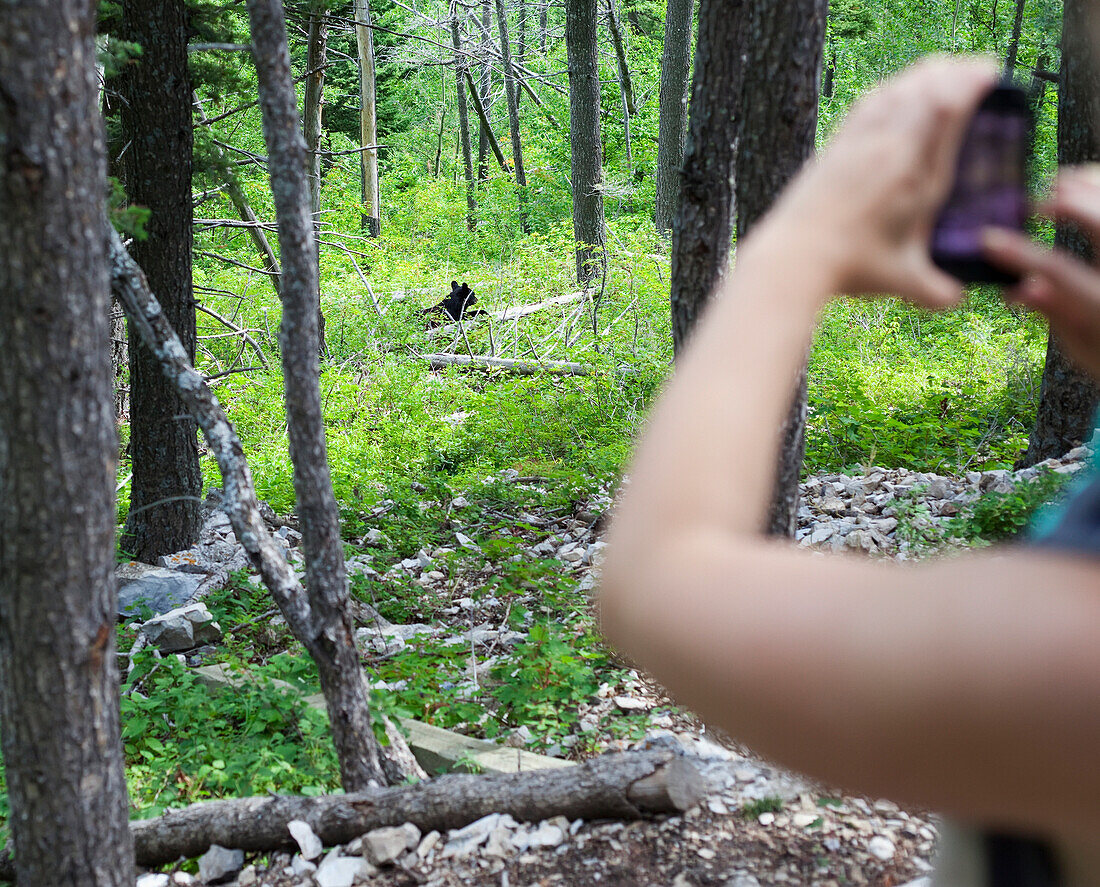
<box><xmin>0</xmin><ymin>750</ymin><xmax>703</xmax><ymax>877</ymax></box>
<box><xmin>423</xmin><ymin>353</ymin><xmax>590</xmax><ymax>376</ymax></box>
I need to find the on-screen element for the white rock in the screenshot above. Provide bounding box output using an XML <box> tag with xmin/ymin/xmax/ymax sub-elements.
<box><xmin>197</xmin><ymin>845</ymin><xmax>244</xmax><ymax>883</ymax></box>
<box><xmin>417</xmin><ymin>830</ymin><xmax>441</xmax><ymax>858</ymax></box>
<box><xmin>362</xmin><ymin>825</ymin><xmax>410</xmax><ymax>866</ymax></box>
<box><xmin>792</xmin><ymin>812</ymin><xmax>818</xmax><ymax>827</ymax></box>
<box><xmin>235</xmin><ymin>866</ymin><xmax>259</xmax><ymax>886</ymax></box>
<box><xmin>443</xmin><ymin>813</ymin><xmax>510</xmax><ymax>858</ymax></box>
<box><xmin>868</xmin><ymin>835</ymin><xmax>896</xmax><ymax>861</ymax></box>
<box><xmin>314</xmin><ymin>852</ymin><xmax>373</xmax><ymax>887</ymax></box>
<box><xmin>289</xmin><ymin>855</ymin><xmax>317</xmax><ymax>876</ymax></box>
<box><xmin>135</xmin><ymin>875</ymin><xmax>169</xmax><ymax>887</ymax></box>
<box><xmin>724</xmin><ymin>873</ymin><xmax>761</xmax><ymax>887</ymax></box>
<box><xmin>170</xmin><ymin>874</ymin><xmax>196</xmax><ymax>886</ymax></box>
<box><xmin>450</xmin><ymin>496</ymin><xmax>470</xmax><ymax>509</ymax></box>
<box><xmin>288</xmin><ymin>819</ymin><xmax>323</xmax><ymax>860</ymax></box>
<box><xmin>757</xmin><ymin>812</ymin><xmax>775</xmax><ymax>826</ymax></box>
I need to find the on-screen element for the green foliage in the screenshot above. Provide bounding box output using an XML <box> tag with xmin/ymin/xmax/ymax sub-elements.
<box><xmin>948</xmin><ymin>469</ymin><xmax>1072</xmax><ymax>543</ymax></box>
<box><xmin>121</xmin><ymin>652</ymin><xmax>339</xmax><ymax>816</ymax></box>
<box><xmin>489</xmin><ymin>622</ymin><xmax>607</xmax><ymax>743</ymax></box>
<box><xmin>741</xmin><ymin>796</ymin><xmax>785</xmax><ymax>819</ymax></box>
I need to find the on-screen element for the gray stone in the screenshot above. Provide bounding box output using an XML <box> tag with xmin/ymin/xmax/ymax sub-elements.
<box><xmin>142</xmin><ymin>603</ymin><xmax>221</xmax><ymax>653</ymax></box>
<box><xmin>289</xmin><ymin>855</ymin><xmax>317</xmax><ymax>876</ymax></box>
<box><xmin>288</xmin><ymin>819</ymin><xmax>323</xmax><ymax>860</ymax></box>
<box><xmin>362</xmin><ymin>825</ymin><xmax>410</xmax><ymax>866</ymax></box>
<box><xmin>135</xmin><ymin>875</ymin><xmax>169</xmax><ymax>887</ymax></box>
<box><xmin>314</xmin><ymin>852</ymin><xmax>373</xmax><ymax>887</ymax></box>
<box><xmin>197</xmin><ymin>844</ymin><xmax>244</xmax><ymax>883</ymax></box>
<box><xmin>117</xmin><ymin>564</ymin><xmax>204</xmax><ymax>619</ymax></box>
<box><xmin>724</xmin><ymin>874</ymin><xmax>761</xmax><ymax>887</ymax></box>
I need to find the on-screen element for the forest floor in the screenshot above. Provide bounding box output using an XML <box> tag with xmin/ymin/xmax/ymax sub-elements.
<box><xmin>144</xmin><ymin>446</ymin><xmax>1096</xmax><ymax>887</ymax></box>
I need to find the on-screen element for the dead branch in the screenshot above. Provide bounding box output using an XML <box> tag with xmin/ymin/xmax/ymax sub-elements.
<box><xmin>423</xmin><ymin>353</ymin><xmax>590</xmax><ymax>375</ymax></box>
<box><xmin>464</xmin><ymin>68</ymin><xmax>511</xmax><ymax>172</ymax></box>
<box><xmin>195</xmin><ymin>304</ymin><xmax>271</xmax><ymax>369</ymax></box>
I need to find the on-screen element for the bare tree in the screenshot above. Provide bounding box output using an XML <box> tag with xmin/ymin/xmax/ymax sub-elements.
<box><xmin>1005</xmin><ymin>0</ymin><xmax>1027</xmax><ymax>75</ymax></box>
<box><xmin>495</xmin><ymin>0</ymin><xmax>530</xmax><ymax>231</ymax></box>
<box><xmin>451</xmin><ymin>9</ymin><xmax>479</xmax><ymax>228</ymax></box>
<box><xmin>303</xmin><ymin>0</ymin><xmax>329</xmax><ymax>350</ymax></box>
<box><xmin>245</xmin><ymin>0</ymin><xmax>390</xmax><ymax>790</ymax></box>
<box><xmin>655</xmin><ymin>0</ymin><xmax>694</xmax><ymax>235</ymax></box>
<box><xmin>1021</xmin><ymin>0</ymin><xmax>1100</xmax><ymax>464</ymax></box>
<box><xmin>356</xmin><ymin>0</ymin><xmax>382</xmax><ymax>236</ymax></box>
<box><xmin>0</xmin><ymin>0</ymin><xmax>135</xmax><ymax>881</ymax></box>
<box><xmin>735</xmin><ymin>0</ymin><xmax>827</xmax><ymax>537</ymax></box>
<box><xmin>117</xmin><ymin>0</ymin><xmax>203</xmax><ymax>561</ymax></box>
<box><xmin>669</xmin><ymin>0</ymin><xmax>746</xmax><ymax>351</ymax></box>
<box><xmin>565</xmin><ymin>0</ymin><xmax>607</xmax><ymax>283</ymax></box>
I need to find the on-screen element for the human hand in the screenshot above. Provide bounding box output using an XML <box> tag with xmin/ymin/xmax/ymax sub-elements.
<box><xmin>982</xmin><ymin>166</ymin><xmax>1100</xmax><ymax>380</ymax></box>
<box><xmin>757</xmin><ymin>56</ymin><xmax>998</xmax><ymax>308</ymax></box>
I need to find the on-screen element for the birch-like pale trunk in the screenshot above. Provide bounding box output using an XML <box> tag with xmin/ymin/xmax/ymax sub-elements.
<box><xmin>355</xmin><ymin>0</ymin><xmax>382</xmax><ymax>236</ymax></box>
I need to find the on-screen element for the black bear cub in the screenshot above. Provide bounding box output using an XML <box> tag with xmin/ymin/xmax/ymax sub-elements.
<box><xmin>423</xmin><ymin>281</ymin><xmax>488</xmax><ymax>323</ymax></box>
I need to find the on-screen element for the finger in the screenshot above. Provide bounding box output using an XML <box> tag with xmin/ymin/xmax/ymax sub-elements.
<box><xmin>1041</xmin><ymin>174</ymin><xmax>1100</xmax><ymax>240</ymax></box>
<box><xmin>981</xmin><ymin>227</ymin><xmax>1100</xmax><ymax>296</ymax></box>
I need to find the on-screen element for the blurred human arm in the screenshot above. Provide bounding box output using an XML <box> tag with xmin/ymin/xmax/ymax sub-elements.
<box><xmin>600</xmin><ymin>58</ymin><xmax>1100</xmax><ymax>840</ymax></box>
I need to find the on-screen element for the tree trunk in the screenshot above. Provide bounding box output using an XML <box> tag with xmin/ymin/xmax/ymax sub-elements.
<box><xmin>605</xmin><ymin>0</ymin><xmax>636</xmax><ymax>116</ymax></box>
<box><xmin>669</xmin><ymin>0</ymin><xmax>746</xmax><ymax>351</ymax></box>
<box><xmin>516</xmin><ymin>0</ymin><xmax>527</xmax><ymax>107</ymax></box>
<box><xmin>117</xmin><ymin>0</ymin><xmax>203</xmax><ymax>562</ymax></box>
<box><xmin>465</xmin><ymin>69</ymin><xmax>511</xmax><ymax>172</ymax></box>
<box><xmin>303</xmin><ymin>0</ymin><xmax>329</xmax><ymax>353</ymax></box>
<box><xmin>1022</xmin><ymin>0</ymin><xmax>1100</xmax><ymax>466</ymax></box>
<box><xmin>540</xmin><ymin>0</ymin><xmax>548</xmax><ymax>53</ymax></box>
<box><xmin>195</xmin><ymin>97</ymin><xmax>283</xmax><ymax>296</ymax></box>
<box><xmin>478</xmin><ymin>0</ymin><xmax>493</xmax><ymax>182</ymax></box>
<box><xmin>654</xmin><ymin>0</ymin><xmax>694</xmax><ymax>235</ymax></box>
<box><xmin>1005</xmin><ymin>0</ymin><xmax>1027</xmax><ymax>75</ymax></box>
<box><xmin>494</xmin><ymin>0</ymin><xmax>529</xmax><ymax>232</ymax></box>
<box><xmin>452</xmin><ymin>14</ymin><xmax>479</xmax><ymax>228</ymax></box>
<box><xmin>244</xmin><ymin>0</ymin><xmax>390</xmax><ymax>791</ymax></box>
<box><xmin>355</xmin><ymin>0</ymin><xmax>382</xmax><ymax>237</ymax></box>
<box><xmin>735</xmin><ymin>0</ymin><xmax>827</xmax><ymax>537</ymax></box>
<box><xmin>565</xmin><ymin>0</ymin><xmax>607</xmax><ymax>283</ymax></box>
<box><xmin>0</xmin><ymin>0</ymin><xmax>135</xmax><ymax>882</ymax></box>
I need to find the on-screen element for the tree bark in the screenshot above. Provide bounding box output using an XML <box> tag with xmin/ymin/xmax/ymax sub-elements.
<box><xmin>735</xmin><ymin>0</ymin><xmax>827</xmax><ymax>537</ymax></box>
<box><xmin>107</xmin><ymin>229</ymin><xmax>422</xmax><ymax>790</ymax></box>
<box><xmin>355</xmin><ymin>0</ymin><xmax>382</xmax><ymax>237</ymax></box>
<box><xmin>669</xmin><ymin>0</ymin><xmax>746</xmax><ymax>352</ymax></box>
<box><xmin>303</xmin><ymin>0</ymin><xmax>329</xmax><ymax>353</ymax></box>
<box><xmin>494</xmin><ymin>0</ymin><xmax>530</xmax><ymax>232</ymax></box>
<box><xmin>195</xmin><ymin>97</ymin><xmax>283</xmax><ymax>297</ymax></box>
<box><xmin>0</xmin><ymin>0</ymin><xmax>135</xmax><ymax>882</ymax></box>
<box><xmin>478</xmin><ymin>0</ymin><xmax>494</xmax><ymax>183</ymax></box>
<box><xmin>655</xmin><ymin>0</ymin><xmax>694</xmax><ymax>235</ymax></box>
<box><xmin>2</xmin><ymin>750</ymin><xmax>702</xmax><ymax>876</ymax></box>
<box><xmin>244</xmin><ymin>0</ymin><xmax>389</xmax><ymax>791</ymax></box>
<box><xmin>1022</xmin><ymin>0</ymin><xmax>1100</xmax><ymax>465</ymax></box>
<box><xmin>539</xmin><ymin>0</ymin><xmax>549</xmax><ymax>53</ymax></box>
<box><xmin>605</xmin><ymin>0</ymin><xmax>636</xmax><ymax>116</ymax></box>
<box><xmin>565</xmin><ymin>0</ymin><xmax>607</xmax><ymax>283</ymax></box>
<box><xmin>117</xmin><ymin>0</ymin><xmax>203</xmax><ymax>562</ymax></box>
<box><xmin>465</xmin><ymin>68</ymin><xmax>512</xmax><ymax>173</ymax></box>
<box><xmin>451</xmin><ymin>13</ymin><xmax>479</xmax><ymax>229</ymax></box>
<box><xmin>1005</xmin><ymin>0</ymin><xmax>1027</xmax><ymax>75</ymax></box>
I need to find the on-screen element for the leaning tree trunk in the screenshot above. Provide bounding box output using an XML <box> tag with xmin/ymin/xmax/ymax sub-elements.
<box><xmin>669</xmin><ymin>0</ymin><xmax>747</xmax><ymax>351</ymax></box>
<box><xmin>245</xmin><ymin>0</ymin><xmax>389</xmax><ymax>791</ymax></box>
<box><xmin>451</xmin><ymin>12</ymin><xmax>479</xmax><ymax>228</ymax></box>
<box><xmin>735</xmin><ymin>0</ymin><xmax>827</xmax><ymax>538</ymax></box>
<box><xmin>355</xmin><ymin>0</ymin><xmax>382</xmax><ymax>236</ymax></box>
<box><xmin>1022</xmin><ymin>0</ymin><xmax>1100</xmax><ymax>466</ymax></box>
<box><xmin>0</xmin><ymin>0</ymin><xmax>135</xmax><ymax>882</ymax></box>
<box><xmin>565</xmin><ymin>0</ymin><xmax>607</xmax><ymax>283</ymax></box>
<box><xmin>494</xmin><ymin>0</ymin><xmax>529</xmax><ymax>232</ymax></box>
<box><xmin>117</xmin><ymin>0</ymin><xmax>203</xmax><ymax>562</ymax></box>
<box><xmin>654</xmin><ymin>0</ymin><xmax>695</xmax><ymax>235</ymax></box>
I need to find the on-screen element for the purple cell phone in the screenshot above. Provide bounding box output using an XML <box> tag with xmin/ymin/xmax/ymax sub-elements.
<box><xmin>930</xmin><ymin>84</ymin><xmax>1033</xmax><ymax>285</ymax></box>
